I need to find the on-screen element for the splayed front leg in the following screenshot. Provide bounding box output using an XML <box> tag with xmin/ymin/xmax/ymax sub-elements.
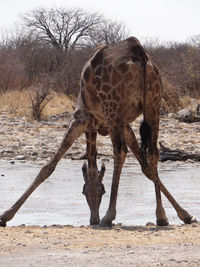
<box><xmin>0</xmin><ymin>114</ymin><xmax>89</xmax><ymax>227</ymax></box>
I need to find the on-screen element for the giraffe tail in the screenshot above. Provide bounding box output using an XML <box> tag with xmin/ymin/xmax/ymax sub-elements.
<box><xmin>139</xmin><ymin>120</ymin><xmax>151</xmax><ymax>158</ymax></box>
<box><xmin>136</xmin><ymin>41</ymin><xmax>151</xmax><ymax>158</ymax></box>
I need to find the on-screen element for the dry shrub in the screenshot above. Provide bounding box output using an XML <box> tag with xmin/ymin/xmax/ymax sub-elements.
<box><xmin>29</xmin><ymin>87</ymin><xmax>53</xmax><ymax>121</ymax></box>
<box><xmin>42</xmin><ymin>91</ymin><xmax>74</xmax><ymax>117</ymax></box>
<box><xmin>0</xmin><ymin>90</ymin><xmax>75</xmax><ymax>119</ymax></box>
<box><xmin>0</xmin><ymin>90</ymin><xmax>31</xmax><ymax>117</ymax></box>
<box><xmin>180</xmin><ymin>95</ymin><xmax>192</xmax><ymax>108</ymax></box>
<box><xmin>161</xmin><ymin>80</ymin><xmax>183</xmax><ymax>113</ymax></box>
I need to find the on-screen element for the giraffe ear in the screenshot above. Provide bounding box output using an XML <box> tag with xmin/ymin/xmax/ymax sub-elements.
<box><xmin>82</xmin><ymin>162</ymin><xmax>88</xmax><ymax>182</ymax></box>
<box><xmin>98</xmin><ymin>162</ymin><xmax>106</xmax><ymax>182</ymax></box>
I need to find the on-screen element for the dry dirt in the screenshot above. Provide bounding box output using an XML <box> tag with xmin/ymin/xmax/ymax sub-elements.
<box><xmin>1</xmin><ymin>223</ymin><xmax>200</xmax><ymax>266</ymax></box>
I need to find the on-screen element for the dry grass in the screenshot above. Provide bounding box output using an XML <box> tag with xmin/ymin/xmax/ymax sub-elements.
<box><xmin>0</xmin><ymin>89</ymin><xmax>198</xmax><ymax>119</ymax></box>
<box><xmin>161</xmin><ymin>80</ymin><xmax>183</xmax><ymax>113</ymax></box>
<box><xmin>0</xmin><ymin>90</ymin><xmax>30</xmax><ymax>117</ymax></box>
<box><xmin>43</xmin><ymin>91</ymin><xmax>75</xmax><ymax>116</ymax></box>
<box><xmin>0</xmin><ymin>90</ymin><xmax>75</xmax><ymax>119</ymax></box>
<box><xmin>180</xmin><ymin>95</ymin><xmax>192</xmax><ymax>108</ymax></box>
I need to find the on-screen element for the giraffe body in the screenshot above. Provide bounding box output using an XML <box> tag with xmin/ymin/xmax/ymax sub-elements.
<box><xmin>0</xmin><ymin>37</ymin><xmax>197</xmax><ymax>227</ymax></box>
<box><xmin>79</xmin><ymin>37</ymin><xmax>156</xmax><ymax>127</ymax></box>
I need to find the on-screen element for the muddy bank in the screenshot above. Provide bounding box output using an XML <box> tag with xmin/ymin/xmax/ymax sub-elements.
<box><xmin>0</xmin><ymin>224</ymin><xmax>200</xmax><ymax>266</ymax></box>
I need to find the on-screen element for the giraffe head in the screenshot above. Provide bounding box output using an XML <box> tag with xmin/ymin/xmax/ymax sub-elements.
<box><xmin>82</xmin><ymin>162</ymin><xmax>106</xmax><ymax>225</ymax></box>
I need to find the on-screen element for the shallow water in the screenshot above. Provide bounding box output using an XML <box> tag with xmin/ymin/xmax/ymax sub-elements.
<box><xmin>0</xmin><ymin>159</ymin><xmax>200</xmax><ymax>226</ymax></box>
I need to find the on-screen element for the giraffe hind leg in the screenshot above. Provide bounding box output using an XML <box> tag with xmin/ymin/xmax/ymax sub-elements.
<box><xmin>0</xmin><ymin>114</ymin><xmax>89</xmax><ymax>227</ymax></box>
<box><xmin>125</xmin><ymin>125</ymin><xmax>197</xmax><ymax>225</ymax></box>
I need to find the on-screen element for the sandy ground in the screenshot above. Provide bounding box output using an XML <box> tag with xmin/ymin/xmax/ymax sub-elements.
<box><xmin>0</xmin><ymin>223</ymin><xmax>200</xmax><ymax>266</ymax></box>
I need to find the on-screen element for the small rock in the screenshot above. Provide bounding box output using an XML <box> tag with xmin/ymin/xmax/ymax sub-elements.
<box><xmin>115</xmin><ymin>223</ymin><xmax>123</xmax><ymax>227</ymax></box>
<box><xmin>154</xmin><ymin>233</ymin><xmax>160</xmax><ymax>236</ymax></box>
<box><xmin>168</xmin><ymin>113</ymin><xmax>174</xmax><ymax>118</ymax></box>
<box><xmin>3</xmin><ymin>149</ymin><xmax>13</xmax><ymax>153</ymax></box>
<box><xmin>25</xmin><ymin>230</ymin><xmax>32</xmax><ymax>234</ymax></box>
<box><xmin>191</xmin><ymin>223</ymin><xmax>199</xmax><ymax>227</ymax></box>
<box><xmin>42</xmin><ymin>231</ymin><xmax>48</xmax><ymax>234</ymax></box>
<box><xmin>15</xmin><ymin>155</ymin><xmax>26</xmax><ymax>160</ymax></box>
<box><xmin>146</xmin><ymin>222</ymin><xmax>155</xmax><ymax>226</ymax></box>
<box><xmin>176</xmin><ymin>108</ymin><xmax>192</xmax><ymax>117</ymax></box>
<box><xmin>0</xmin><ymin>115</ymin><xmax>8</xmax><ymax>120</ymax></box>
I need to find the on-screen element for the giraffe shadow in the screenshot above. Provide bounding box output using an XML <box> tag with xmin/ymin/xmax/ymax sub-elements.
<box><xmin>118</xmin><ymin>225</ymin><xmax>176</xmax><ymax>232</ymax></box>
<box><xmin>90</xmin><ymin>224</ymin><xmax>176</xmax><ymax>232</ymax></box>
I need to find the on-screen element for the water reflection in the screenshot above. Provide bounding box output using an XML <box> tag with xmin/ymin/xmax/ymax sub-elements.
<box><xmin>0</xmin><ymin>159</ymin><xmax>199</xmax><ymax>226</ymax></box>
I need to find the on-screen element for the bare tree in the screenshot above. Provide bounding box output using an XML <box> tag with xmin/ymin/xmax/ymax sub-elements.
<box><xmin>89</xmin><ymin>19</ymin><xmax>129</xmax><ymax>45</ymax></box>
<box><xmin>21</xmin><ymin>7</ymin><xmax>129</xmax><ymax>52</ymax></box>
<box><xmin>21</xmin><ymin>7</ymin><xmax>102</xmax><ymax>53</ymax></box>
<box><xmin>189</xmin><ymin>34</ymin><xmax>200</xmax><ymax>47</ymax></box>
<box><xmin>0</xmin><ymin>7</ymin><xmax>129</xmax><ymax>95</ymax></box>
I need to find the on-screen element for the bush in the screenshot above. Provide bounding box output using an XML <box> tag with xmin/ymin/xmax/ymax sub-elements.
<box><xmin>0</xmin><ymin>9</ymin><xmax>199</xmax><ymax>114</ymax></box>
<box><xmin>29</xmin><ymin>83</ymin><xmax>53</xmax><ymax>121</ymax></box>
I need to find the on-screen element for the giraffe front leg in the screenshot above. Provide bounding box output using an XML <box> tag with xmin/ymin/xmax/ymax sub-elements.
<box><xmin>0</xmin><ymin>115</ymin><xmax>89</xmax><ymax>227</ymax></box>
<box><xmin>100</xmin><ymin>152</ymin><xmax>126</xmax><ymax>227</ymax></box>
<box><xmin>100</xmin><ymin>126</ymin><xmax>127</xmax><ymax>227</ymax></box>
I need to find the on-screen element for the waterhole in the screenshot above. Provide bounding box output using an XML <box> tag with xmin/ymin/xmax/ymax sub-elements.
<box><xmin>0</xmin><ymin>159</ymin><xmax>199</xmax><ymax>226</ymax></box>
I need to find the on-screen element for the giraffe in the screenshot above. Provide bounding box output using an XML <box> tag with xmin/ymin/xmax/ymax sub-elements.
<box><xmin>0</xmin><ymin>37</ymin><xmax>197</xmax><ymax>227</ymax></box>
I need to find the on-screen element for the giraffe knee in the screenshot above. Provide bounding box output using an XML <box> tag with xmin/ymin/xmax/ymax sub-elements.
<box><xmin>113</xmin><ymin>135</ymin><xmax>128</xmax><ymax>154</ymax></box>
<box><xmin>112</xmin><ymin>126</ymin><xmax>128</xmax><ymax>154</ymax></box>
<box><xmin>148</xmin><ymin>146</ymin><xmax>159</xmax><ymax>164</ymax></box>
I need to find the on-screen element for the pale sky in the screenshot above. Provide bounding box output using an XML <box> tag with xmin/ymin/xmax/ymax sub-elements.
<box><xmin>0</xmin><ymin>0</ymin><xmax>199</xmax><ymax>43</ymax></box>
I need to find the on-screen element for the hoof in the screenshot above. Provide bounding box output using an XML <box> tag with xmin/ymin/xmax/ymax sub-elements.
<box><xmin>184</xmin><ymin>216</ymin><xmax>198</xmax><ymax>224</ymax></box>
<box><xmin>0</xmin><ymin>219</ymin><xmax>6</xmax><ymax>227</ymax></box>
<box><xmin>90</xmin><ymin>219</ymin><xmax>100</xmax><ymax>226</ymax></box>
<box><xmin>100</xmin><ymin>217</ymin><xmax>113</xmax><ymax>227</ymax></box>
<box><xmin>156</xmin><ymin>218</ymin><xmax>169</xmax><ymax>226</ymax></box>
